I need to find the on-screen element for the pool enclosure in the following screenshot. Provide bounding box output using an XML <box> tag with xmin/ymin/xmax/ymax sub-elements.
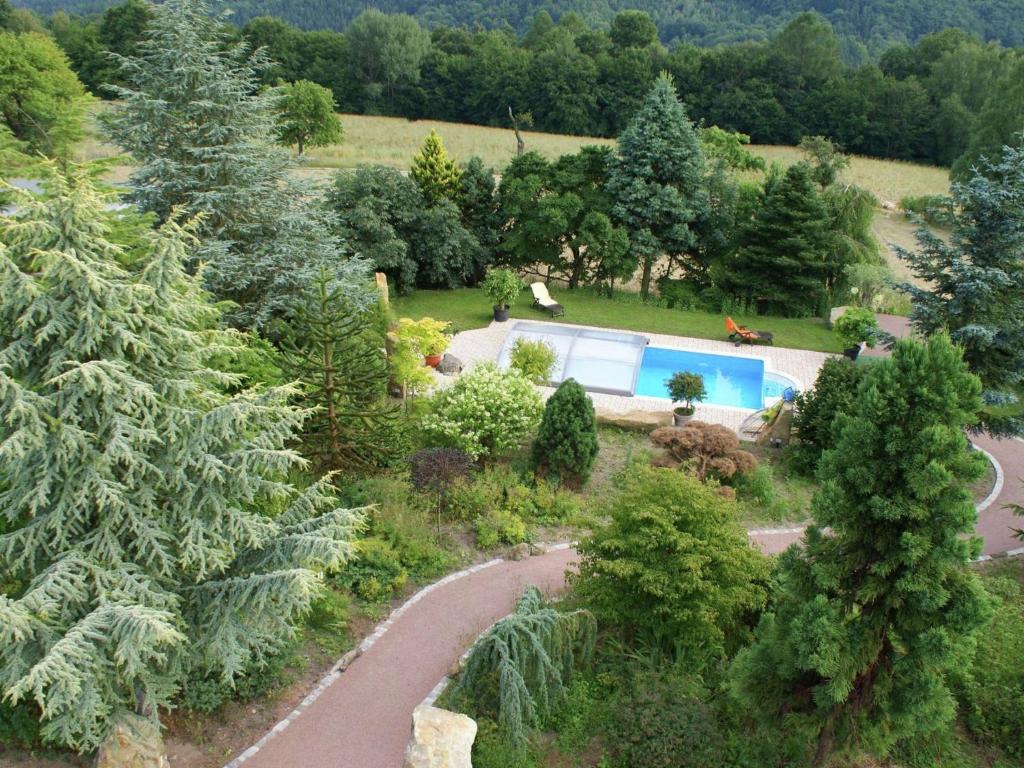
<box><xmin>497</xmin><ymin>322</ymin><xmax>649</xmax><ymax>396</ymax></box>
<box><xmin>496</xmin><ymin>322</ymin><xmax>799</xmax><ymax>409</ymax></box>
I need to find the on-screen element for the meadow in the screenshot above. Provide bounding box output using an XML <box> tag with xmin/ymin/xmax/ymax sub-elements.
<box><xmin>77</xmin><ymin>109</ymin><xmax>947</xmax><ymax>288</ymax></box>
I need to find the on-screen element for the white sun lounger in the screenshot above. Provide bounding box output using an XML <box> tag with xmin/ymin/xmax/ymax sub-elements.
<box><xmin>530</xmin><ymin>282</ymin><xmax>565</xmax><ymax>317</ymax></box>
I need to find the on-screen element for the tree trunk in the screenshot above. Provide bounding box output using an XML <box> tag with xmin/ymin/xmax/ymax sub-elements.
<box><xmin>569</xmin><ymin>247</ymin><xmax>583</xmax><ymax>288</ymax></box>
<box><xmin>297</xmin><ymin>135</ymin><xmax>305</xmax><ymax>155</ymax></box>
<box><xmin>508</xmin><ymin>106</ymin><xmax>525</xmax><ymax>157</ymax></box>
<box><xmin>640</xmin><ymin>254</ymin><xmax>654</xmax><ymax>300</ymax></box>
<box><xmin>323</xmin><ymin>341</ymin><xmax>340</xmax><ymax>462</ymax></box>
<box><xmin>812</xmin><ymin>716</ymin><xmax>836</xmax><ymax>768</ymax></box>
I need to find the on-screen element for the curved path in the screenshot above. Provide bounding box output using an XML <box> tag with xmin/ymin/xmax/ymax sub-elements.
<box><xmin>229</xmin><ymin>438</ymin><xmax>1020</xmax><ymax>768</ymax></box>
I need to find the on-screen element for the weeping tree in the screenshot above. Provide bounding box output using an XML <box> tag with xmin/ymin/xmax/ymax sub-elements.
<box><xmin>279</xmin><ymin>267</ymin><xmax>405</xmax><ymax>472</ymax></box>
<box><xmin>0</xmin><ymin>172</ymin><xmax>364</xmax><ymax>752</ymax></box>
<box><xmin>451</xmin><ymin>587</ymin><xmax>595</xmax><ymax>747</ymax></box>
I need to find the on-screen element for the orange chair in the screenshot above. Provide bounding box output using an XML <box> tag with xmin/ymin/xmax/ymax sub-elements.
<box><xmin>726</xmin><ymin>317</ymin><xmax>774</xmax><ymax>345</ymax></box>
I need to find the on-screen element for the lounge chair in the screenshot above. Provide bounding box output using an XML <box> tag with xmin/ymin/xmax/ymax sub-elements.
<box><xmin>726</xmin><ymin>317</ymin><xmax>774</xmax><ymax>346</ymax></box>
<box><xmin>530</xmin><ymin>283</ymin><xmax>565</xmax><ymax>317</ymax></box>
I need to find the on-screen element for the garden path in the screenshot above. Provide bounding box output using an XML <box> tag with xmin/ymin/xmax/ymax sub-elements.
<box><xmin>231</xmin><ymin>313</ymin><xmax>1022</xmax><ymax>768</ymax></box>
<box><xmin>230</xmin><ymin>441</ymin><xmax>1021</xmax><ymax>768</ymax></box>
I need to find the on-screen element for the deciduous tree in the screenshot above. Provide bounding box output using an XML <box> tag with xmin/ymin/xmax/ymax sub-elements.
<box><xmin>274</xmin><ymin>79</ymin><xmax>342</xmax><ymax>155</ymax></box>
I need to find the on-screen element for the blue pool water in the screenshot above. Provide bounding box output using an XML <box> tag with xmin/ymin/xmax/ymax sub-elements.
<box><xmin>636</xmin><ymin>347</ymin><xmax>767</xmax><ymax>409</ymax></box>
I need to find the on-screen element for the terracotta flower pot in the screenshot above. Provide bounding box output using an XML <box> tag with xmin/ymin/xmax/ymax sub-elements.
<box><xmin>425</xmin><ymin>353</ymin><xmax>442</xmax><ymax>368</ymax></box>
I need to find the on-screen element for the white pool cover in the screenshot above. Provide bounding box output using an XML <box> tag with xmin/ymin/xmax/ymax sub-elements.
<box><xmin>497</xmin><ymin>322</ymin><xmax>649</xmax><ymax>396</ymax></box>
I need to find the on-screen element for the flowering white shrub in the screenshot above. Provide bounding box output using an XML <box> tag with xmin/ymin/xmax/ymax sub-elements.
<box><xmin>424</xmin><ymin>363</ymin><xmax>543</xmax><ymax>460</ymax></box>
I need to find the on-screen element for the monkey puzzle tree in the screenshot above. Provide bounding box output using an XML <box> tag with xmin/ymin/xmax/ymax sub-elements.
<box><xmin>0</xmin><ymin>172</ymin><xmax>362</xmax><ymax>752</ymax></box>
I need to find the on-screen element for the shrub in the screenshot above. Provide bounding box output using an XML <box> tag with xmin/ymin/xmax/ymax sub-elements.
<box><xmin>471</xmin><ymin>718</ymin><xmax>541</xmax><ymax>768</ymax></box>
<box><xmin>447</xmin><ymin>466</ymin><xmax>581</xmax><ymax>525</ymax></box>
<box><xmin>334</xmin><ymin>536</ymin><xmax>409</xmax><ymax>601</ymax></box>
<box><xmin>508</xmin><ymin>337</ymin><xmax>556</xmax><ymax>385</ymax></box>
<box><xmin>791</xmin><ymin>357</ymin><xmax>867</xmax><ymax>472</ymax></box>
<box><xmin>531</xmin><ymin>379</ymin><xmax>599</xmax><ymax>488</ymax></box>
<box><xmin>451</xmin><ymin>587</ymin><xmax>596</xmax><ymax>747</ymax></box>
<box><xmin>338</xmin><ymin>475</ymin><xmax>456</xmax><ymax>582</ymax></box>
<box><xmin>396</xmin><ymin>316</ymin><xmax>451</xmax><ymax>357</ymax></box>
<box><xmin>303</xmin><ymin>586</ymin><xmax>352</xmax><ymax>655</ymax></box>
<box><xmin>665</xmin><ymin>371</ymin><xmax>705</xmax><ymax>414</ymax></box>
<box><xmin>474</xmin><ymin>509</ymin><xmax>529</xmax><ymax>548</ymax></box>
<box><xmin>0</xmin><ymin>701</ymin><xmax>43</xmax><ymax>750</ymax></box>
<box><xmin>409</xmin><ymin>447</ymin><xmax>474</xmax><ymax>531</ymax></box>
<box><xmin>953</xmin><ymin>570</ymin><xmax>1024</xmax><ymax>758</ymax></box>
<box><xmin>424</xmin><ymin>363</ymin><xmax>543</xmax><ymax>461</ymax></box>
<box><xmin>607</xmin><ymin>672</ymin><xmax>723</xmax><ymax>768</ymax></box>
<box><xmin>180</xmin><ymin>642</ymin><xmax>295</xmax><ymax>713</ymax></box>
<box><xmin>833</xmin><ymin>306</ymin><xmax>879</xmax><ymax>349</ymax></box>
<box><xmin>650</xmin><ymin>422</ymin><xmax>757</xmax><ymax>481</ymax></box>
<box><xmin>900</xmin><ymin>194</ymin><xmax>954</xmax><ymax>227</ymax></box>
<box><xmin>733</xmin><ymin>463</ymin><xmax>775</xmax><ymax>507</ymax></box>
<box><xmin>483</xmin><ymin>268</ymin><xmax>522</xmax><ymax>310</ymax></box>
<box><xmin>573</xmin><ymin>465</ymin><xmax>770</xmax><ymax>663</ymax></box>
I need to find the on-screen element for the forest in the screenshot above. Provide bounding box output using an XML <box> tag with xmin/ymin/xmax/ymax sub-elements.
<box><xmin>15</xmin><ymin>0</ymin><xmax>1024</xmax><ymax>174</ymax></box>
<box><xmin>12</xmin><ymin>0</ymin><xmax>1024</xmax><ymax>51</ymax></box>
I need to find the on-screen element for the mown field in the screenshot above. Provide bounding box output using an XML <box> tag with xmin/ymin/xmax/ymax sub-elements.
<box><xmin>78</xmin><ymin>109</ymin><xmax>948</xmax><ymax>287</ymax></box>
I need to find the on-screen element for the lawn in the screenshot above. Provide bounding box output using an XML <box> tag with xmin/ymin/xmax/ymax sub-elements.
<box><xmin>391</xmin><ymin>287</ymin><xmax>843</xmax><ymax>354</ymax></box>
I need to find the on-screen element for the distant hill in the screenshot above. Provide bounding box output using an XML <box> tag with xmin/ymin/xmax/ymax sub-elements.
<box><xmin>13</xmin><ymin>0</ymin><xmax>1024</xmax><ymax>50</ymax></box>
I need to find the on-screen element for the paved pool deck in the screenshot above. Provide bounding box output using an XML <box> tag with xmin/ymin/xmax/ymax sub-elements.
<box><xmin>443</xmin><ymin>319</ymin><xmax>833</xmax><ymax>433</ymax></box>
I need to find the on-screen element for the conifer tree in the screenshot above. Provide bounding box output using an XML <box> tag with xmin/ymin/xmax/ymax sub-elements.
<box><xmin>531</xmin><ymin>379</ymin><xmax>599</xmax><ymax>489</ymax></box>
<box><xmin>606</xmin><ymin>73</ymin><xmax>708</xmax><ymax>299</ymax></box>
<box><xmin>410</xmin><ymin>129</ymin><xmax>462</xmax><ymax>206</ymax></box>
<box><xmin>898</xmin><ymin>143</ymin><xmax>1024</xmax><ymax>437</ymax></box>
<box><xmin>721</xmin><ymin>162</ymin><xmax>831</xmax><ymax>316</ymax></box>
<box><xmin>280</xmin><ymin>268</ymin><xmax>405</xmax><ymax>472</ymax></box>
<box><xmin>0</xmin><ymin>171</ymin><xmax>363</xmax><ymax>752</ymax></box>
<box><xmin>730</xmin><ymin>336</ymin><xmax>992</xmax><ymax>766</ymax></box>
<box><xmin>103</xmin><ymin>0</ymin><xmax>349</xmax><ymax>328</ymax></box>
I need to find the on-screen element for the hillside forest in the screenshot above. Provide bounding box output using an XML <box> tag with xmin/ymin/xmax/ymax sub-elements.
<box><xmin>5</xmin><ymin>0</ymin><xmax>1023</xmax><ymax>173</ymax></box>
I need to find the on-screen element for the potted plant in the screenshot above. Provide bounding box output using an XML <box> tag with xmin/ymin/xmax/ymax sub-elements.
<box><xmin>666</xmin><ymin>371</ymin><xmax>706</xmax><ymax>425</ymax></box>
<box><xmin>396</xmin><ymin>317</ymin><xmax>451</xmax><ymax>367</ymax></box>
<box><xmin>482</xmin><ymin>268</ymin><xmax>521</xmax><ymax>322</ymax></box>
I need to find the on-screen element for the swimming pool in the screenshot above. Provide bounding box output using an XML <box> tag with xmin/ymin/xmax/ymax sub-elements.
<box><xmin>496</xmin><ymin>323</ymin><xmax>796</xmax><ymax>408</ymax></box>
<box><xmin>637</xmin><ymin>347</ymin><xmax>770</xmax><ymax>409</ymax></box>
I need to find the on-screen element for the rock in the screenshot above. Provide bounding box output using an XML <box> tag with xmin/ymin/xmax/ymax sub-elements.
<box><xmin>403</xmin><ymin>706</ymin><xmax>476</xmax><ymax>768</ymax></box>
<box><xmin>508</xmin><ymin>542</ymin><xmax>531</xmax><ymax>561</ymax></box>
<box><xmin>882</xmin><ymin>199</ymin><xmax>898</xmax><ymax>211</ymax></box>
<box><xmin>596</xmin><ymin>408</ymin><xmax>672</xmax><ymax>431</ymax></box>
<box><xmin>438</xmin><ymin>354</ymin><xmax>463</xmax><ymax>375</ymax></box>
<box><xmin>95</xmin><ymin>715</ymin><xmax>169</xmax><ymax>768</ymax></box>
<box><xmin>528</xmin><ymin>542</ymin><xmax>546</xmax><ymax>556</ymax></box>
<box><xmin>829</xmin><ymin>305</ymin><xmax>850</xmax><ymax>328</ymax></box>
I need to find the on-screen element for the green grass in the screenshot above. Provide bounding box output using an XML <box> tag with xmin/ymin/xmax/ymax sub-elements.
<box><xmin>392</xmin><ymin>287</ymin><xmax>842</xmax><ymax>354</ymax></box>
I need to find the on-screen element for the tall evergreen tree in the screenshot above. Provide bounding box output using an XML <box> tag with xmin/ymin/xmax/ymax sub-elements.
<box><xmin>898</xmin><ymin>143</ymin><xmax>1024</xmax><ymax>437</ymax></box>
<box><xmin>730</xmin><ymin>336</ymin><xmax>992</xmax><ymax>766</ymax></box>
<box><xmin>410</xmin><ymin>129</ymin><xmax>462</xmax><ymax>206</ymax></box>
<box><xmin>720</xmin><ymin>162</ymin><xmax>831</xmax><ymax>316</ymax></box>
<box><xmin>280</xmin><ymin>268</ymin><xmax>404</xmax><ymax>472</ymax></box>
<box><xmin>104</xmin><ymin>0</ymin><xmax>347</xmax><ymax>328</ymax></box>
<box><xmin>606</xmin><ymin>72</ymin><xmax>708</xmax><ymax>299</ymax></box>
<box><xmin>0</xmin><ymin>172</ymin><xmax>362</xmax><ymax>751</ymax></box>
